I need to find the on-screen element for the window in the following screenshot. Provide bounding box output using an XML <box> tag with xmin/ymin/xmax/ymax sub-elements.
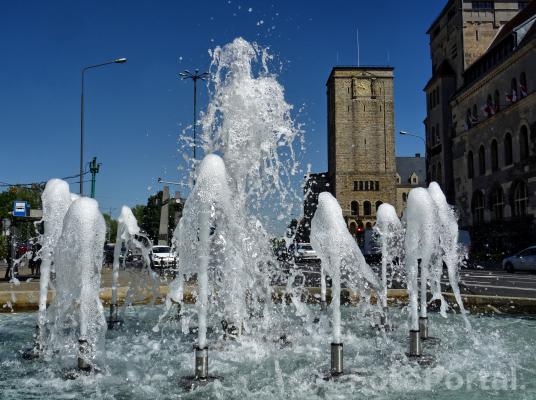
<box><xmin>375</xmin><ymin>181</ymin><xmax>380</xmax><ymax>191</ymax></box>
<box><xmin>467</xmin><ymin>151</ymin><xmax>474</xmax><ymax>179</ymax></box>
<box><xmin>504</xmin><ymin>133</ymin><xmax>513</xmax><ymax>165</ymax></box>
<box><xmin>472</xmin><ymin>2</ymin><xmax>493</xmax><ymax>10</ymax></box>
<box><xmin>491</xmin><ymin>187</ymin><xmax>504</xmax><ymax>220</ymax></box>
<box><xmin>491</xmin><ymin>140</ymin><xmax>499</xmax><ymax>171</ymax></box>
<box><xmin>353</xmin><ymin>181</ymin><xmax>358</xmax><ymax>191</ymax></box>
<box><xmin>359</xmin><ymin>181</ymin><xmax>364</xmax><ymax>191</ymax></box>
<box><xmin>520</xmin><ymin>126</ymin><xmax>529</xmax><ymax>160</ymax></box>
<box><xmin>513</xmin><ymin>181</ymin><xmax>528</xmax><ymax>217</ymax></box>
<box><xmin>351</xmin><ymin>201</ymin><xmax>359</xmax><ymax>216</ymax></box>
<box><xmin>472</xmin><ymin>191</ymin><xmax>485</xmax><ymax>225</ymax></box>
<box><xmin>363</xmin><ymin>201</ymin><xmax>371</xmax><ymax>216</ymax></box>
<box><xmin>494</xmin><ymin>90</ymin><xmax>501</xmax><ymax>112</ymax></box>
<box><xmin>520</xmin><ymin>72</ymin><xmax>527</xmax><ymax>97</ymax></box>
<box><xmin>375</xmin><ymin>201</ymin><xmax>383</xmax><ymax>212</ymax></box>
<box><xmin>402</xmin><ymin>193</ymin><xmax>407</xmax><ymax>202</ymax></box>
<box><xmin>478</xmin><ymin>145</ymin><xmax>486</xmax><ymax>175</ymax></box>
<box><xmin>451</xmin><ymin>43</ymin><xmax>458</xmax><ymax>59</ymax></box>
<box><xmin>511</xmin><ymin>78</ymin><xmax>518</xmax><ymax>101</ymax></box>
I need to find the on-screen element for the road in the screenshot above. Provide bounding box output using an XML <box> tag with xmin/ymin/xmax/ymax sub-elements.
<box><xmin>283</xmin><ymin>260</ymin><xmax>536</xmax><ymax>299</ymax></box>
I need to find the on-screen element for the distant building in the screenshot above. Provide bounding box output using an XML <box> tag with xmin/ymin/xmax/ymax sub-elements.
<box><xmin>326</xmin><ymin>66</ymin><xmax>396</xmax><ymax>234</ymax></box>
<box><xmin>301</xmin><ymin>155</ymin><xmax>424</xmax><ymax>241</ymax></box>
<box><xmin>424</xmin><ymin>0</ymin><xmax>523</xmax><ymax>203</ymax></box>
<box><xmin>451</xmin><ymin>2</ymin><xmax>536</xmax><ymax>255</ymax></box>
<box><xmin>395</xmin><ymin>154</ymin><xmax>427</xmax><ymax>216</ymax></box>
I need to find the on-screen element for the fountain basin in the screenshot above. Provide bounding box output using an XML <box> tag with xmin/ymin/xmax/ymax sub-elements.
<box><xmin>1</xmin><ymin>305</ymin><xmax>535</xmax><ymax>399</ymax></box>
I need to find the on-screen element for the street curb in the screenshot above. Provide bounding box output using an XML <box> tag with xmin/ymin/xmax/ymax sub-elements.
<box><xmin>2</xmin><ymin>285</ymin><xmax>536</xmax><ymax>315</ymax></box>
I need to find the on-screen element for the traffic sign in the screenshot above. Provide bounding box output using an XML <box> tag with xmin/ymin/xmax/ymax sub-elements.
<box><xmin>13</xmin><ymin>201</ymin><xmax>28</xmax><ymax>217</ymax></box>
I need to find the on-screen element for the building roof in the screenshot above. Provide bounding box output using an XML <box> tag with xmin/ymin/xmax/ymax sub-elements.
<box><xmin>488</xmin><ymin>0</ymin><xmax>536</xmax><ymax>49</ymax></box>
<box><xmin>396</xmin><ymin>155</ymin><xmax>426</xmax><ymax>185</ymax></box>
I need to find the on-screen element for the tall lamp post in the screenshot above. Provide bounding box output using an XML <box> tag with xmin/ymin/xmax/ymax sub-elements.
<box><xmin>80</xmin><ymin>58</ymin><xmax>127</xmax><ymax>195</ymax></box>
<box><xmin>399</xmin><ymin>130</ymin><xmax>426</xmax><ymax>146</ymax></box>
<box><xmin>178</xmin><ymin>69</ymin><xmax>209</xmax><ymax>162</ymax></box>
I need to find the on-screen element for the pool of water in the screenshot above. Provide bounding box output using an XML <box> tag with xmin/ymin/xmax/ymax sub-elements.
<box><xmin>1</xmin><ymin>305</ymin><xmax>535</xmax><ymax>399</ymax></box>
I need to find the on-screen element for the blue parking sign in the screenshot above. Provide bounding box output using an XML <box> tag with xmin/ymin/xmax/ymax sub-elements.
<box><xmin>13</xmin><ymin>201</ymin><xmax>28</xmax><ymax>217</ymax></box>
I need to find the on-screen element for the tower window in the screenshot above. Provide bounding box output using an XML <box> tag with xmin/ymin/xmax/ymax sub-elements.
<box><xmin>472</xmin><ymin>2</ymin><xmax>494</xmax><ymax>10</ymax></box>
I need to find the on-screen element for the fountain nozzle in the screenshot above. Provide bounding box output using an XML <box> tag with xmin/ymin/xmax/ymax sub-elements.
<box><xmin>419</xmin><ymin>317</ymin><xmax>429</xmax><ymax>340</ymax></box>
<box><xmin>408</xmin><ymin>330</ymin><xmax>422</xmax><ymax>357</ymax></box>
<box><xmin>330</xmin><ymin>342</ymin><xmax>343</xmax><ymax>376</ymax></box>
<box><xmin>194</xmin><ymin>346</ymin><xmax>209</xmax><ymax>381</ymax></box>
<box><xmin>77</xmin><ymin>338</ymin><xmax>91</xmax><ymax>371</ymax></box>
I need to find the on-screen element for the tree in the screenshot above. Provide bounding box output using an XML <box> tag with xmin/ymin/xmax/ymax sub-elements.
<box><xmin>0</xmin><ymin>186</ymin><xmax>43</xmax><ymax>243</ymax></box>
<box><xmin>102</xmin><ymin>213</ymin><xmax>118</xmax><ymax>243</ymax></box>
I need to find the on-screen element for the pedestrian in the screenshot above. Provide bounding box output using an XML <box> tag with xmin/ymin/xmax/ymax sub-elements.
<box><xmin>29</xmin><ymin>241</ymin><xmax>36</xmax><ymax>276</ymax></box>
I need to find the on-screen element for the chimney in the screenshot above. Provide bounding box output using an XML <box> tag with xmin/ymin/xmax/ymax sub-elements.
<box><xmin>415</xmin><ymin>153</ymin><xmax>421</xmax><ymax>158</ymax></box>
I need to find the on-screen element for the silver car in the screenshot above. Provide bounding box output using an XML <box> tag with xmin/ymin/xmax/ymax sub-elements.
<box><xmin>151</xmin><ymin>245</ymin><xmax>177</xmax><ymax>269</ymax></box>
<box><xmin>502</xmin><ymin>246</ymin><xmax>536</xmax><ymax>273</ymax></box>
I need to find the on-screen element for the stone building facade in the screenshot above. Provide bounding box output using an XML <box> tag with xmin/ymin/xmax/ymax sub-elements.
<box><xmin>395</xmin><ymin>154</ymin><xmax>427</xmax><ymax>216</ymax></box>
<box><xmin>326</xmin><ymin>67</ymin><xmax>397</xmax><ymax>233</ymax></box>
<box><xmin>424</xmin><ymin>0</ymin><xmax>523</xmax><ymax>203</ymax></box>
<box><xmin>450</xmin><ymin>2</ymin><xmax>536</xmax><ymax>255</ymax></box>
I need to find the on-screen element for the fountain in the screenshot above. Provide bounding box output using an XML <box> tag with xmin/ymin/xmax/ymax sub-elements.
<box><xmin>311</xmin><ymin>192</ymin><xmax>382</xmax><ymax>377</ymax></box>
<box><xmin>4</xmin><ymin>37</ymin><xmax>535</xmax><ymax>399</ymax></box>
<box><xmin>374</xmin><ymin>203</ymin><xmax>403</xmax><ymax>329</ymax></box>
<box><xmin>46</xmin><ymin>197</ymin><xmax>107</xmax><ymax>375</ymax></box>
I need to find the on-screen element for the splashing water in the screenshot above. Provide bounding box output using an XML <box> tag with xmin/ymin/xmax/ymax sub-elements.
<box><xmin>427</xmin><ymin>182</ymin><xmax>472</xmax><ymax>332</ymax></box>
<box><xmin>311</xmin><ymin>192</ymin><xmax>381</xmax><ymax>343</ymax></box>
<box><xmin>37</xmin><ymin>179</ymin><xmax>74</xmax><ymax>350</ymax></box>
<box><xmin>375</xmin><ymin>203</ymin><xmax>403</xmax><ymax>309</ymax></box>
<box><xmin>47</xmin><ymin>197</ymin><xmax>106</xmax><ymax>369</ymax></box>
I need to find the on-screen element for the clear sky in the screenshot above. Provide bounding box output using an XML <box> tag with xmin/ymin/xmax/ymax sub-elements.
<box><xmin>0</xmin><ymin>0</ymin><xmax>444</xmax><ymax>218</ymax></box>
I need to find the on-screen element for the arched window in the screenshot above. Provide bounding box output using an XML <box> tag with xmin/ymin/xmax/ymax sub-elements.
<box><xmin>471</xmin><ymin>191</ymin><xmax>485</xmax><ymax>225</ymax></box>
<box><xmin>478</xmin><ymin>145</ymin><xmax>486</xmax><ymax>175</ymax></box>
<box><xmin>491</xmin><ymin>187</ymin><xmax>504</xmax><ymax>220</ymax></box>
<box><xmin>467</xmin><ymin>151</ymin><xmax>474</xmax><ymax>179</ymax></box>
<box><xmin>466</xmin><ymin>109</ymin><xmax>472</xmax><ymax>128</ymax></box>
<box><xmin>511</xmin><ymin>78</ymin><xmax>518</xmax><ymax>100</ymax></box>
<box><xmin>520</xmin><ymin>125</ymin><xmax>529</xmax><ymax>160</ymax></box>
<box><xmin>513</xmin><ymin>181</ymin><xmax>528</xmax><ymax>217</ymax></box>
<box><xmin>520</xmin><ymin>72</ymin><xmax>527</xmax><ymax>97</ymax></box>
<box><xmin>402</xmin><ymin>193</ymin><xmax>407</xmax><ymax>202</ymax></box>
<box><xmin>491</xmin><ymin>139</ymin><xmax>499</xmax><ymax>171</ymax></box>
<box><xmin>349</xmin><ymin>222</ymin><xmax>357</xmax><ymax>235</ymax></box>
<box><xmin>365</xmin><ymin>222</ymin><xmax>373</xmax><ymax>230</ymax></box>
<box><xmin>504</xmin><ymin>133</ymin><xmax>513</xmax><ymax>165</ymax></box>
<box><xmin>375</xmin><ymin>201</ymin><xmax>383</xmax><ymax>212</ymax></box>
<box><xmin>363</xmin><ymin>201</ymin><xmax>371</xmax><ymax>216</ymax></box>
<box><xmin>494</xmin><ymin>90</ymin><xmax>501</xmax><ymax>112</ymax></box>
<box><xmin>351</xmin><ymin>201</ymin><xmax>359</xmax><ymax>216</ymax></box>
<box><xmin>437</xmin><ymin>162</ymin><xmax>442</xmax><ymax>184</ymax></box>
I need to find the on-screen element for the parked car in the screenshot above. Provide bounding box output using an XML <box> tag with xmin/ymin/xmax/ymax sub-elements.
<box><xmin>502</xmin><ymin>246</ymin><xmax>536</xmax><ymax>273</ymax></box>
<box><xmin>291</xmin><ymin>243</ymin><xmax>318</xmax><ymax>263</ymax></box>
<box><xmin>150</xmin><ymin>245</ymin><xmax>177</xmax><ymax>269</ymax></box>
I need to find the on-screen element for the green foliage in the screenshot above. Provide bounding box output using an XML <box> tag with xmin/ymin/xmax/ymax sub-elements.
<box><xmin>0</xmin><ymin>186</ymin><xmax>42</xmax><ymax>220</ymax></box>
<box><xmin>102</xmin><ymin>213</ymin><xmax>118</xmax><ymax>243</ymax></box>
<box><xmin>0</xmin><ymin>235</ymin><xmax>8</xmax><ymax>261</ymax></box>
<box><xmin>0</xmin><ymin>186</ymin><xmax>43</xmax><ymax>243</ymax></box>
<box><xmin>131</xmin><ymin>191</ymin><xmax>178</xmax><ymax>245</ymax></box>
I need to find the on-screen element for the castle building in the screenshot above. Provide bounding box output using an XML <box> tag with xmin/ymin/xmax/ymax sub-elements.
<box><xmin>326</xmin><ymin>67</ymin><xmax>397</xmax><ymax>233</ymax></box>
<box><xmin>426</xmin><ymin>0</ymin><xmax>536</xmax><ymax>255</ymax></box>
<box><xmin>425</xmin><ymin>0</ymin><xmax>526</xmax><ymax>203</ymax></box>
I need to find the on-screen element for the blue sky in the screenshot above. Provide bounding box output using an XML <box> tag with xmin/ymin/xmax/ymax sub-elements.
<box><xmin>0</xmin><ymin>0</ymin><xmax>444</xmax><ymax>218</ymax></box>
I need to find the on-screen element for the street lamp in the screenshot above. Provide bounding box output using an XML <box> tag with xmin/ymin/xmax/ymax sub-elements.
<box><xmin>179</xmin><ymin>69</ymin><xmax>209</xmax><ymax>162</ymax></box>
<box><xmin>80</xmin><ymin>58</ymin><xmax>127</xmax><ymax>195</ymax></box>
<box><xmin>399</xmin><ymin>130</ymin><xmax>426</xmax><ymax>146</ymax></box>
